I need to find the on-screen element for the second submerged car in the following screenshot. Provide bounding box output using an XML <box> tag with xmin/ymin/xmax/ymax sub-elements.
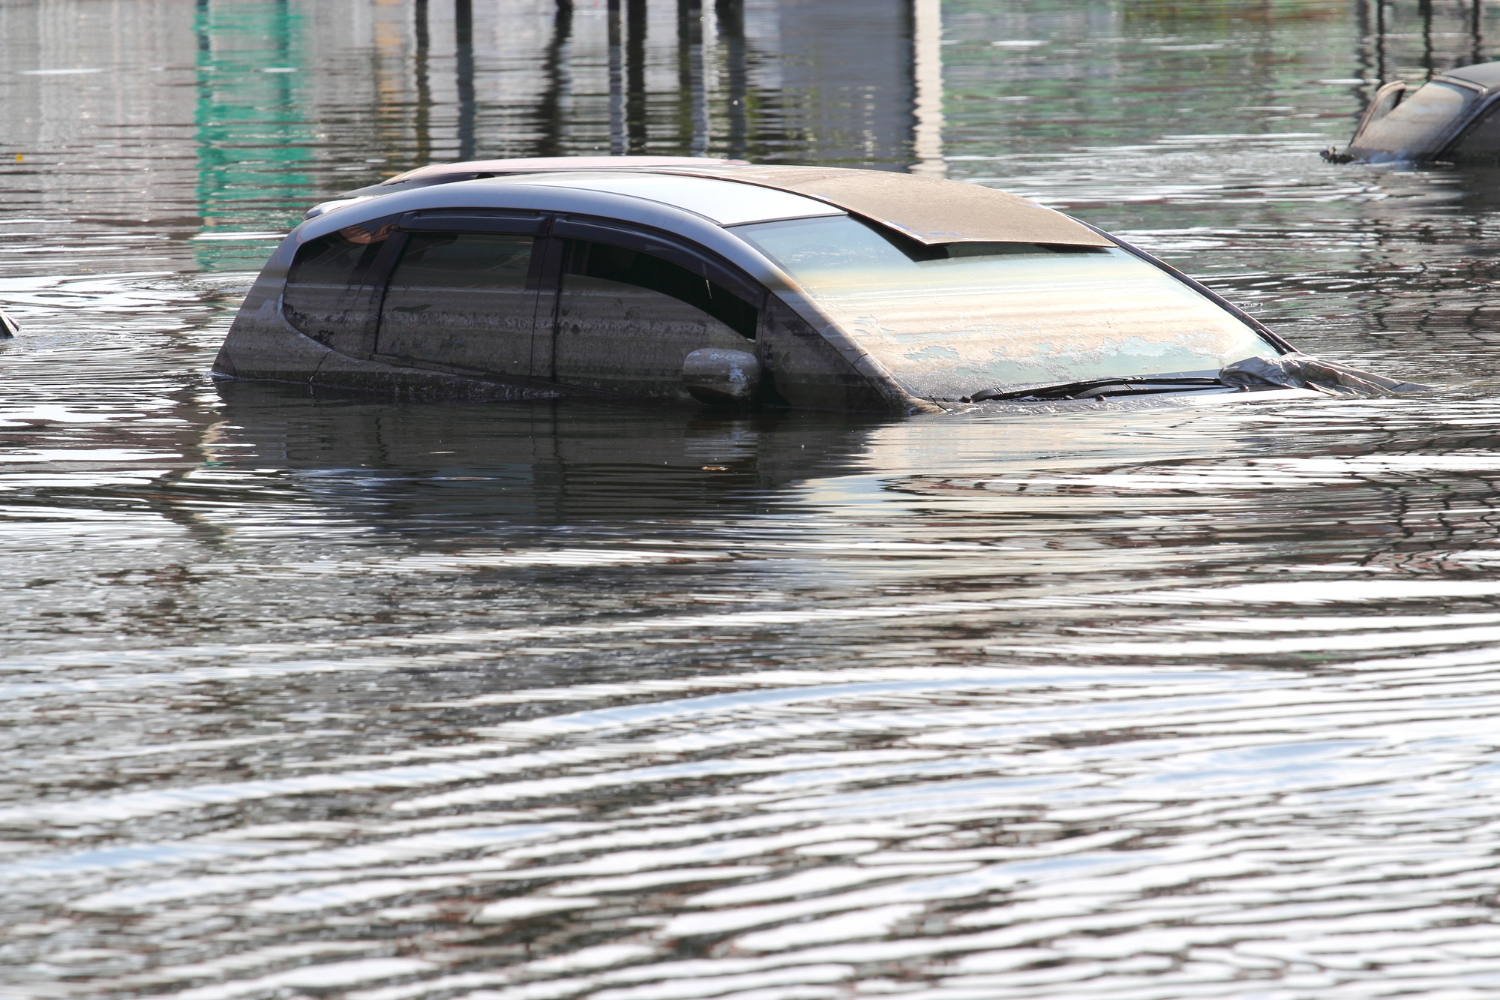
<box><xmin>213</xmin><ymin>157</ymin><xmax>1421</xmax><ymax>411</ymax></box>
<box><xmin>1324</xmin><ymin>61</ymin><xmax>1500</xmax><ymax>165</ymax></box>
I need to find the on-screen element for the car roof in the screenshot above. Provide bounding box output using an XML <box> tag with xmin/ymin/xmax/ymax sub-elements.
<box><xmin>653</xmin><ymin>164</ymin><xmax>1112</xmax><ymax>247</ymax></box>
<box><xmin>1440</xmin><ymin>61</ymin><xmax>1500</xmax><ymax>90</ymax></box>
<box><xmin>504</xmin><ymin>172</ymin><xmax>844</xmax><ymax>227</ymax></box>
<box><xmin>380</xmin><ymin>155</ymin><xmax>741</xmax><ymax>185</ymax></box>
<box><xmin>335</xmin><ymin>158</ymin><xmax>1111</xmax><ymax>249</ymax></box>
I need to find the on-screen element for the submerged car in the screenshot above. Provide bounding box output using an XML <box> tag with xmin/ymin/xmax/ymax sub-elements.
<box><xmin>213</xmin><ymin>157</ymin><xmax>1421</xmax><ymax>412</ymax></box>
<box><xmin>1324</xmin><ymin>61</ymin><xmax>1500</xmax><ymax>164</ymax></box>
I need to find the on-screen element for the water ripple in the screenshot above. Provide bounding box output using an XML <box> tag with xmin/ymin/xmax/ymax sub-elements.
<box><xmin>10</xmin><ymin>0</ymin><xmax>1500</xmax><ymax>997</ymax></box>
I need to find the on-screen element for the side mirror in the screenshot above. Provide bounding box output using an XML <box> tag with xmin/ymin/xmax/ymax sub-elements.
<box><xmin>683</xmin><ymin>348</ymin><xmax>761</xmax><ymax>406</ymax></box>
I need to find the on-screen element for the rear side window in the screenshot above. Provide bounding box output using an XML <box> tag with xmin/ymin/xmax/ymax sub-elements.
<box><xmin>388</xmin><ymin>232</ymin><xmax>534</xmax><ymax>289</ymax></box>
<box><xmin>283</xmin><ymin>221</ymin><xmax>395</xmax><ymax>344</ymax></box>
<box><xmin>565</xmin><ymin>240</ymin><xmax>757</xmax><ymax>339</ymax></box>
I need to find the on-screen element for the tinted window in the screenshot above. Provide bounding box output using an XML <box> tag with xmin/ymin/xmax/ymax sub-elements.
<box><xmin>376</xmin><ymin>232</ymin><xmax>538</xmax><ymax>376</ymax></box>
<box><xmin>550</xmin><ymin>240</ymin><xmax>759</xmax><ymax>396</ymax></box>
<box><xmin>566</xmin><ymin>241</ymin><xmax>757</xmax><ymax>339</ymax></box>
<box><xmin>287</xmin><ymin>223</ymin><xmax>391</xmax><ymax>284</ymax></box>
<box><xmin>283</xmin><ymin>221</ymin><xmax>395</xmax><ymax>347</ymax></box>
<box><xmin>389</xmin><ymin>232</ymin><xmax>534</xmax><ymax>289</ymax></box>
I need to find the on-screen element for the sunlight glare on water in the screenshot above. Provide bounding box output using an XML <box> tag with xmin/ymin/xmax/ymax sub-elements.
<box><xmin>7</xmin><ymin>1</ymin><xmax>1500</xmax><ymax>997</ymax></box>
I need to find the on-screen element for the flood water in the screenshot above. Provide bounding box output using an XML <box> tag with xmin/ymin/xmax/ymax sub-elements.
<box><xmin>9</xmin><ymin>0</ymin><xmax>1500</xmax><ymax>996</ymax></box>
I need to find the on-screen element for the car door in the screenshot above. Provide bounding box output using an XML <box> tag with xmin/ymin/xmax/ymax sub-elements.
<box><xmin>373</xmin><ymin>210</ymin><xmax>547</xmax><ymax>379</ymax></box>
<box><xmin>539</xmin><ymin>219</ymin><xmax>764</xmax><ymax>398</ymax></box>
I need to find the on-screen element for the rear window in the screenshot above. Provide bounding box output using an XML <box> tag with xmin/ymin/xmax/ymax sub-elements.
<box><xmin>734</xmin><ymin>215</ymin><xmax>1278</xmax><ymax>399</ymax></box>
<box><xmin>1349</xmin><ymin>81</ymin><xmax>1478</xmax><ymax>159</ymax></box>
<box><xmin>286</xmin><ymin>223</ymin><xmax>392</xmax><ymax>287</ymax></box>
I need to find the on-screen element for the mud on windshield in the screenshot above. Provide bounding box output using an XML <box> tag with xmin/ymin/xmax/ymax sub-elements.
<box><xmin>733</xmin><ymin>214</ymin><xmax>1280</xmax><ymax>401</ymax></box>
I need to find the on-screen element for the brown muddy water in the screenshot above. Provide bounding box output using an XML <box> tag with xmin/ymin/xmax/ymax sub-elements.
<box><xmin>7</xmin><ymin>1</ymin><xmax>1500</xmax><ymax>997</ymax></box>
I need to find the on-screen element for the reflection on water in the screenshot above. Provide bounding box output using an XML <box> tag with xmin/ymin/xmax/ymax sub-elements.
<box><xmin>11</xmin><ymin>1</ymin><xmax>1500</xmax><ymax>997</ymax></box>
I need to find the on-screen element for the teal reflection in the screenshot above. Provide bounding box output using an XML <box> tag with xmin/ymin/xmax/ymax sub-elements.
<box><xmin>194</xmin><ymin>0</ymin><xmax>314</xmax><ymax>271</ymax></box>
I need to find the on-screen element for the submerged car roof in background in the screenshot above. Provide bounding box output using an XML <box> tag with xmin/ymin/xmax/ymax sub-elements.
<box><xmin>1327</xmin><ymin>59</ymin><xmax>1500</xmax><ymax>164</ymax></box>
<box><xmin>312</xmin><ymin>158</ymin><xmax>1113</xmax><ymax>249</ymax></box>
<box><xmin>1440</xmin><ymin>61</ymin><xmax>1500</xmax><ymax>88</ymax></box>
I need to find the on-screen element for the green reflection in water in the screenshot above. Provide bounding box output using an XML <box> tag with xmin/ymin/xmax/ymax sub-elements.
<box><xmin>194</xmin><ymin>0</ymin><xmax>313</xmax><ymax>271</ymax></box>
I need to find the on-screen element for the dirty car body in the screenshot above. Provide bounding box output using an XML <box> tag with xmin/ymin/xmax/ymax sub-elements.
<box><xmin>1326</xmin><ymin>62</ymin><xmax>1500</xmax><ymax>165</ymax></box>
<box><xmin>214</xmin><ymin>159</ymin><xmax>1415</xmax><ymax>412</ymax></box>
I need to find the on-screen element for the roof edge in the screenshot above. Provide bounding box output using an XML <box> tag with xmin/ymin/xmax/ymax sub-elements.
<box><xmin>643</xmin><ymin>165</ymin><xmax>1113</xmax><ymax>248</ymax></box>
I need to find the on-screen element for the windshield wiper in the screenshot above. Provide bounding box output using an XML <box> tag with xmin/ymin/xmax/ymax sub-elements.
<box><xmin>963</xmin><ymin>376</ymin><xmax>1225</xmax><ymax>403</ymax></box>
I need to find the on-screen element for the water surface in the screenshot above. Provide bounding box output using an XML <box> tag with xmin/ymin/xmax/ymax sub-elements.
<box><xmin>7</xmin><ymin>1</ymin><xmax>1500</xmax><ymax>997</ymax></box>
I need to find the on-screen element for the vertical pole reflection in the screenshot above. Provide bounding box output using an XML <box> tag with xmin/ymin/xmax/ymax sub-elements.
<box><xmin>536</xmin><ymin>0</ymin><xmax>572</xmax><ymax>157</ymax></box>
<box><xmin>1355</xmin><ymin>0</ymin><xmax>1373</xmax><ymax>114</ymax></box>
<box><xmin>414</xmin><ymin>0</ymin><xmax>431</xmax><ymax>164</ymax></box>
<box><xmin>1473</xmin><ymin>0</ymin><xmax>1484</xmax><ymax>66</ymax></box>
<box><xmin>1420</xmin><ymin>0</ymin><xmax>1434</xmax><ymax>79</ymax></box>
<box><xmin>911</xmin><ymin>0</ymin><xmax>945</xmax><ymax>175</ymax></box>
<box><xmin>701</xmin><ymin>0</ymin><xmax>717</xmax><ymax>153</ymax></box>
<box><xmin>678</xmin><ymin>0</ymin><xmax>707</xmax><ymax>156</ymax></box>
<box><xmin>608</xmin><ymin>0</ymin><xmax>625</xmax><ymax>154</ymax></box>
<box><xmin>716</xmin><ymin>0</ymin><xmax>746</xmax><ymax>161</ymax></box>
<box><xmin>455</xmin><ymin>0</ymin><xmax>476</xmax><ymax>159</ymax></box>
<box><xmin>626</xmin><ymin>0</ymin><xmax>648</xmax><ymax>152</ymax></box>
<box><xmin>1375</xmin><ymin>0</ymin><xmax>1387</xmax><ymax>84</ymax></box>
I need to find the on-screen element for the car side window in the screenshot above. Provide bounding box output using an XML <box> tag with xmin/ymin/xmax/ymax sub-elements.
<box><xmin>387</xmin><ymin>232</ymin><xmax>533</xmax><ymax>289</ymax></box>
<box><xmin>376</xmin><ymin>231</ymin><xmax>539</xmax><ymax>377</ymax></box>
<box><xmin>282</xmin><ymin>221</ymin><xmax>395</xmax><ymax>349</ymax></box>
<box><xmin>550</xmin><ymin>238</ymin><xmax>759</xmax><ymax>396</ymax></box>
<box><xmin>565</xmin><ymin>241</ymin><xmax>757</xmax><ymax>339</ymax></box>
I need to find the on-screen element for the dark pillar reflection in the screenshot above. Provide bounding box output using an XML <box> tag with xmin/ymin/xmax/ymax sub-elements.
<box><xmin>608</xmin><ymin>0</ymin><xmax>625</xmax><ymax>154</ymax></box>
<box><xmin>455</xmin><ymin>0</ymin><xmax>476</xmax><ymax>159</ymax></box>
<box><xmin>626</xmin><ymin>0</ymin><xmax>649</xmax><ymax>153</ymax></box>
<box><xmin>535</xmin><ymin>0</ymin><xmax>572</xmax><ymax>157</ymax></box>
<box><xmin>677</xmin><ymin>0</ymin><xmax>706</xmax><ymax>156</ymax></box>
<box><xmin>1375</xmin><ymin>0</ymin><xmax>1387</xmax><ymax>83</ymax></box>
<box><xmin>414</xmin><ymin>0</ymin><xmax>431</xmax><ymax>164</ymax></box>
<box><xmin>716</xmin><ymin>0</ymin><xmax>747</xmax><ymax>160</ymax></box>
<box><xmin>274</xmin><ymin>0</ymin><xmax>292</xmax><ymax>113</ymax></box>
<box><xmin>1355</xmin><ymin>0</ymin><xmax>1372</xmax><ymax>111</ymax></box>
<box><xmin>1420</xmin><ymin>0</ymin><xmax>1434</xmax><ymax>79</ymax></box>
<box><xmin>1473</xmin><ymin>0</ymin><xmax>1485</xmax><ymax>66</ymax></box>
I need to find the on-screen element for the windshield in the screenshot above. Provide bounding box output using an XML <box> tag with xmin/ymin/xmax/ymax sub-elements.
<box><xmin>1349</xmin><ymin>80</ymin><xmax>1478</xmax><ymax>159</ymax></box>
<box><xmin>735</xmin><ymin>215</ymin><xmax>1280</xmax><ymax>399</ymax></box>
